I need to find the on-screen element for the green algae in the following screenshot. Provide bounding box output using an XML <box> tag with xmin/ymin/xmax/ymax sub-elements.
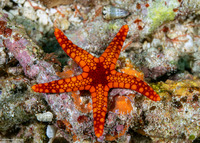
<box><xmin>147</xmin><ymin>0</ymin><xmax>179</xmax><ymax>32</ymax></box>
<box><xmin>189</xmin><ymin>134</ymin><xmax>196</xmax><ymax>140</ymax></box>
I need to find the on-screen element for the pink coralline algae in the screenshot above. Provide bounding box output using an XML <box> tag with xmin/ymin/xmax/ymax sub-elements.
<box><xmin>0</xmin><ymin>12</ymin><xmax>48</xmax><ymax>136</ymax></box>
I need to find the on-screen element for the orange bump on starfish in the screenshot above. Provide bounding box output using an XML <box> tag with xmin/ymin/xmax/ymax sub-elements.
<box><xmin>32</xmin><ymin>25</ymin><xmax>160</xmax><ymax>138</ymax></box>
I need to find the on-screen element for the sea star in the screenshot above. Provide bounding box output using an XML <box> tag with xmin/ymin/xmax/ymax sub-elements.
<box><xmin>32</xmin><ymin>25</ymin><xmax>160</xmax><ymax>138</ymax></box>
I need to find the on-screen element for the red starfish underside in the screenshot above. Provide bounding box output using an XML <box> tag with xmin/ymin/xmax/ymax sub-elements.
<box><xmin>32</xmin><ymin>25</ymin><xmax>160</xmax><ymax>138</ymax></box>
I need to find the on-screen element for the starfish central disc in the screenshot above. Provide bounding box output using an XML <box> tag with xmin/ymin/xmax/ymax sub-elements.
<box><xmin>88</xmin><ymin>62</ymin><xmax>110</xmax><ymax>87</ymax></box>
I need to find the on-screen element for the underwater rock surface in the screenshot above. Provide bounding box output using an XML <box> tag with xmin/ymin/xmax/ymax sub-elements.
<box><xmin>0</xmin><ymin>0</ymin><xmax>199</xmax><ymax>142</ymax></box>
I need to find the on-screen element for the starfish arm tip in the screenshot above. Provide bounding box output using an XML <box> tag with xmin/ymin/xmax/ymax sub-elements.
<box><xmin>148</xmin><ymin>92</ymin><xmax>161</xmax><ymax>101</ymax></box>
<box><xmin>155</xmin><ymin>95</ymin><xmax>161</xmax><ymax>101</ymax></box>
<box><xmin>32</xmin><ymin>85</ymin><xmax>36</xmax><ymax>91</ymax></box>
<box><xmin>95</xmin><ymin>132</ymin><xmax>101</xmax><ymax>138</ymax></box>
<box><xmin>54</xmin><ymin>28</ymin><xmax>59</xmax><ymax>32</ymax></box>
<box><xmin>123</xmin><ymin>24</ymin><xmax>129</xmax><ymax>29</ymax></box>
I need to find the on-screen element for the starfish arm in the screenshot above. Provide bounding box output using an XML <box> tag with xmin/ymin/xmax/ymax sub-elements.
<box><xmin>54</xmin><ymin>28</ymin><xmax>98</xmax><ymax>72</ymax></box>
<box><xmin>107</xmin><ymin>71</ymin><xmax>161</xmax><ymax>101</ymax></box>
<box><xmin>99</xmin><ymin>25</ymin><xmax>129</xmax><ymax>70</ymax></box>
<box><xmin>89</xmin><ymin>84</ymin><xmax>109</xmax><ymax>138</ymax></box>
<box><xmin>32</xmin><ymin>73</ymin><xmax>93</xmax><ymax>93</ymax></box>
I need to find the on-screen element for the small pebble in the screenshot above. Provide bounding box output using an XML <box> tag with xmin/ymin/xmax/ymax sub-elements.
<box><xmin>46</xmin><ymin>125</ymin><xmax>56</xmax><ymax>139</ymax></box>
<box><xmin>35</xmin><ymin>111</ymin><xmax>53</xmax><ymax>122</ymax></box>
